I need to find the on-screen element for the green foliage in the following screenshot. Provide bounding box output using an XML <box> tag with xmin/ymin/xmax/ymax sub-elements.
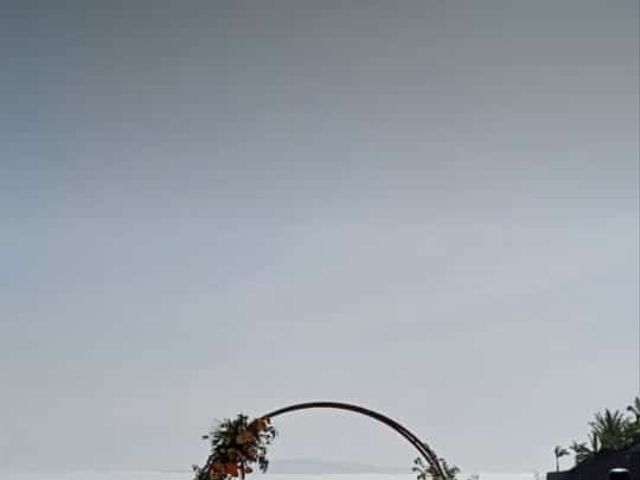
<box><xmin>626</xmin><ymin>397</ymin><xmax>640</xmax><ymax>441</ymax></box>
<box><xmin>627</xmin><ymin>397</ymin><xmax>640</xmax><ymax>422</ymax></box>
<box><xmin>570</xmin><ymin>432</ymin><xmax>600</xmax><ymax>464</ymax></box>
<box><xmin>413</xmin><ymin>456</ymin><xmax>460</xmax><ymax>480</ymax></box>
<box><xmin>590</xmin><ymin>409</ymin><xmax>631</xmax><ymax>450</ymax></box>
<box><xmin>561</xmin><ymin>396</ymin><xmax>640</xmax><ymax>468</ymax></box>
<box><xmin>192</xmin><ymin>414</ymin><xmax>277</xmax><ymax>480</ymax></box>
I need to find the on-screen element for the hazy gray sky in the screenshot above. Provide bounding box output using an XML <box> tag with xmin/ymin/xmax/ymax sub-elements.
<box><xmin>1</xmin><ymin>0</ymin><xmax>639</xmax><ymax>474</ymax></box>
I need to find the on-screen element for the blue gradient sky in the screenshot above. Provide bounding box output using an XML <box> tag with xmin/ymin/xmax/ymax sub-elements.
<box><xmin>1</xmin><ymin>0</ymin><xmax>639</xmax><ymax>474</ymax></box>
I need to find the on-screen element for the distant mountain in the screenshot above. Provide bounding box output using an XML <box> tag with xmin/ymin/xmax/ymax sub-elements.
<box><xmin>267</xmin><ymin>458</ymin><xmax>406</xmax><ymax>474</ymax></box>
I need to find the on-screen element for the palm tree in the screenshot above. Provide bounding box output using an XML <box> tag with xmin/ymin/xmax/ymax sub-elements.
<box><xmin>553</xmin><ymin>446</ymin><xmax>569</xmax><ymax>472</ymax></box>
<box><xmin>626</xmin><ymin>396</ymin><xmax>640</xmax><ymax>442</ymax></box>
<box><xmin>570</xmin><ymin>433</ymin><xmax>599</xmax><ymax>465</ymax></box>
<box><xmin>626</xmin><ymin>396</ymin><xmax>640</xmax><ymax>422</ymax></box>
<box><xmin>590</xmin><ymin>409</ymin><xmax>630</xmax><ymax>450</ymax></box>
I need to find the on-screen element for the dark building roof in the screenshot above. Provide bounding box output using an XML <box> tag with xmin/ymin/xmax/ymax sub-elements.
<box><xmin>547</xmin><ymin>442</ymin><xmax>640</xmax><ymax>480</ymax></box>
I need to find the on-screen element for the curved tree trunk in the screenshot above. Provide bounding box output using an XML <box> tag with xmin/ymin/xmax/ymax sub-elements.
<box><xmin>263</xmin><ymin>401</ymin><xmax>447</xmax><ymax>480</ymax></box>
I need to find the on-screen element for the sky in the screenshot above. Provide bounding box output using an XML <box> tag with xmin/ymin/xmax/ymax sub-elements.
<box><xmin>1</xmin><ymin>0</ymin><xmax>639</xmax><ymax>475</ymax></box>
